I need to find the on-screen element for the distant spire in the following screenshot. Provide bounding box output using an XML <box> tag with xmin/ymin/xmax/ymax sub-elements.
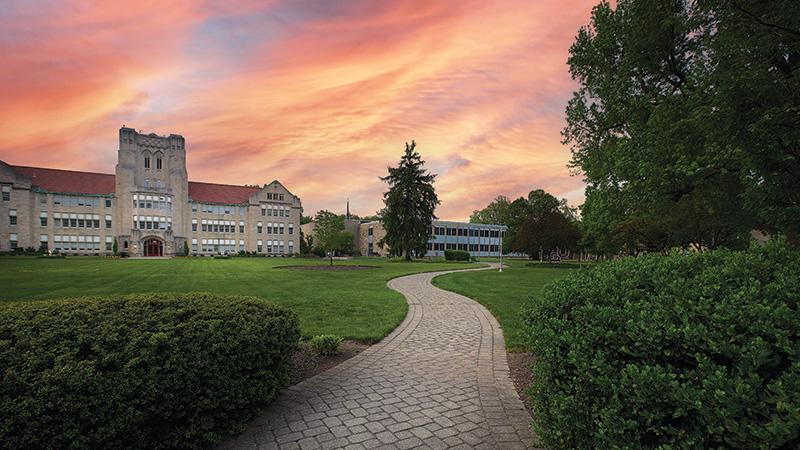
<box><xmin>346</xmin><ymin>198</ymin><xmax>350</xmax><ymax>219</ymax></box>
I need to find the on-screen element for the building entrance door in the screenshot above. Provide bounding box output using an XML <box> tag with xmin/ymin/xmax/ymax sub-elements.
<box><xmin>144</xmin><ymin>238</ymin><xmax>163</xmax><ymax>257</ymax></box>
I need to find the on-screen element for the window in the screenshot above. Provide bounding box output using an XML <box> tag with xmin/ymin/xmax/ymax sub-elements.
<box><xmin>105</xmin><ymin>236</ymin><xmax>113</xmax><ymax>251</ymax></box>
<box><xmin>267</xmin><ymin>193</ymin><xmax>273</xmax><ymax>200</ymax></box>
<box><xmin>191</xmin><ymin>219</ymin><xmax>197</xmax><ymax>232</ymax></box>
<box><xmin>105</xmin><ymin>215</ymin><xmax>112</xmax><ymax>229</ymax></box>
<box><xmin>105</xmin><ymin>199</ymin><xmax>112</xmax><ymax>207</ymax></box>
<box><xmin>53</xmin><ymin>195</ymin><xmax>99</xmax><ymax>208</ymax></box>
<box><xmin>368</xmin><ymin>227</ymin><xmax>373</xmax><ymax>236</ymax></box>
<box><xmin>288</xmin><ymin>224</ymin><xmax>294</xmax><ymax>235</ymax></box>
<box><xmin>261</xmin><ymin>206</ymin><xmax>266</xmax><ymax>216</ymax></box>
<box><xmin>156</xmin><ymin>157</ymin><xmax>162</xmax><ymax>170</ymax></box>
<box><xmin>257</xmin><ymin>222</ymin><xmax>263</xmax><ymax>233</ymax></box>
<box><xmin>40</xmin><ymin>212</ymin><xmax>47</xmax><ymax>227</ymax></box>
<box><xmin>279</xmin><ymin>194</ymin><xmax>284</xmax><ymax>201</ymax></box>
<box><xmin>144</xmin><ymin>156</ymin><xmax>150</xmax><ymax>169</ymax></box>
<box><xmin>145</xmin><ymin>179</ymin><xmax>150</xmax><ymax>188</ymax></box>
<box><xmin>10</xmin><ymin>233</ymin><xmax>18</xmax><ymax>250</ymax></box>
<box><xmin>257</xmin><ymin>239</ymin><xmax>263</xmax><ymax>253</ymax></box>
<box><xmin>40</xmin><ymin>234</ymin><xmax>48</xmax><ymax>249</ymax></box>
<box><xmin>9</xmin><ymin>209</ymin><xmax>17</xmax><ymax>225</ymax></box>
<box><xmin>39</xmin><ymin>194</ymin><xmax>47</xmax><ymax>204</ymax></box>
<box><xmin>239</xmin><ymin>222</ymin><xmax>244</xmax><ymax>233</ymax></box>
<box><xmin>2</xmin><ymin>185</ymin><xmax>9</xmax><ymax>201</ymax></box>
<box><xmin>192</xmin><ymin>203</ymin><xmax>197</xmax><ymax>213</ymax></box>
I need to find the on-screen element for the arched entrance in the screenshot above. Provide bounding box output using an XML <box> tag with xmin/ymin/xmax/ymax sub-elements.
<box><xmin>143</xmin><ymin>238</ymin><xmax>164</xmax><ymax>257</ymax></box>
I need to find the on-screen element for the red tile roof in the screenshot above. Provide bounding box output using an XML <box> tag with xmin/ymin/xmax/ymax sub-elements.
<box><xmin>11</xmin><ymin>165</ymin><xmax>115</xmax><ymax>195</ymax></box>
<box><xmin>9</xmin><ymin>165</ymin><xmax>262</xmax><ymax>204</ymax></box>
<box><xmin>187</xmin><ymin>181</ymin><xmax>261</xmax><ymax>204</ymax></box>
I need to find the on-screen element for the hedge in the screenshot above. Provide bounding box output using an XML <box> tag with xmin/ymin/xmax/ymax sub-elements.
<box><xmin>0</xmin><ymin>293</ymin><xmax>299</xmax><ymax>449</ymax></box>
<box><xmin>444</xmin><ymin>249</ymin><xmax>470</xmax><ymax>261</ymax></box>
<box><xmin>523</xmin><ymin>241</ymin><xmax>800</xmax><ymax>449</ymax></box>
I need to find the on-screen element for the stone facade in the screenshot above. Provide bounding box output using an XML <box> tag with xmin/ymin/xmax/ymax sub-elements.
<box><xmin>0</xmin><ymin>127</ymin><xmax>302</xmax><ymax>257</ymax></box>
<box><xmin>360</xmin><ymin>220</ymin><xmax>390</xmax><ymax>256</ymax></box>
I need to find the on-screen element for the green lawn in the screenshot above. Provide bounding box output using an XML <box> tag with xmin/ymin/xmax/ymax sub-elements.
<box><xmin>432</xmin><ymin>259</ymin><xmax>584</xmax><ymax>351</ymax></box>
<box><xmin>0</xmin><ymin>257</ymin><xmax>477</xmax><ymax>343</ymax></box>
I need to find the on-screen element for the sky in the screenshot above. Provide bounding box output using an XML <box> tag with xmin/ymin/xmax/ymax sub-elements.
<box><xmin>0</xmin><ymin>0</ymin><xmax>596</xmax><ymax>220</ymax></box>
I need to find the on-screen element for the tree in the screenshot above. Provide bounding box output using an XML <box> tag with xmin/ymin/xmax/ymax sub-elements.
<box><xmin>299</xmin><ymin>230</ymin><xmax>313</xmax><ymax>254</ymax></box>
<box><xmin>183</xmin><ymin>240</ymin><xmax>189</xmax><ymax>256</ymax></box>
<box><xmin>515</xmin><ymin>211</ymin><xmax>581</xmax><ymax>261</ymax></box>
<box><xmin>380</xmin><ymin>141</ymin><xmax>439</xmax><ymax>260</ymax></box>
<box><xmin>300</xmin><ymin>215</ymin><xmax>313</xmax><ymax>225</ymax></box>
<box><xmin>471</xmin><ymin>189</ymin><xmax>579</xmax><ymax>254</ymax></box>
<box><xmin>313</xmin><ymin>210</ymin><xmax>354</xmax><ymax>265</ymax></box>
<box><xmin>112</xmin><ymin>238</ymin><xmax>118</xmax><ymax>256</ymax></box>
<box><xmin>563</xmin><ymin>0</ymin><xmax>799</xmax><ymax>251</ymax></box>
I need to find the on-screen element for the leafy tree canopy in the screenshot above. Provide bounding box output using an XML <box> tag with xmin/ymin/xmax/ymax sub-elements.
<box><xmin>470</xmin><ymin>189</ymin><xmax>578</xmax><ymax>254</ymax></box>
<box><xmin>564</xmin><ymin>0</ymin><xmax>800</xmax><ymax>252</ymax></box>
<box><xmin>313</xmin><ymin>210</ymin><xmax>354</xmax><ymax>264</ymax></box>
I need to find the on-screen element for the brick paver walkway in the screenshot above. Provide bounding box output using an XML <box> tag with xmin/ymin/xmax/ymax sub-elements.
<box><xmin>219</xmin><ymin>264</ymin><xmax>535</xmax><ymax>449</ymax></box>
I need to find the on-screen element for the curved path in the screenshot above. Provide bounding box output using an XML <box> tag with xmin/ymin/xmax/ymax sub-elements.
<box><xmin>219</xmin><ymin>264</ymin><xmax>535</xmax><ymax>450</ymax></box>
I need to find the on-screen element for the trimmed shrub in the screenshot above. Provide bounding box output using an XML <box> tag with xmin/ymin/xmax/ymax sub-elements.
<box><xmin>0</xmin><ymin>293</ymin><xmax>299</xmax><ymax>449</ymax></box>
<box><xmin>310</xmin><ymin>335</ymin><xmax>343</xmax><ymax>356</ymax></box>
<box><xmin>444</xmin><ymin>249</ymin><xmax>470</xmax><ymax>261</ymax></box>
<box><xmin>523</xmin><ymin>241</ymin><xmax>800</xmax><ymax>449</ymax></box>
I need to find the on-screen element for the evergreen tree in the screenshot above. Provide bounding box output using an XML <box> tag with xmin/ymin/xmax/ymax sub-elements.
<box><xmin>112</xmin><ymin>238</ymin><xmax>118</xmax><ymax>256</ymax></box>
<box><xmin>380</xmin><ymin>141</ymin><xmax>439</xmax><ymax>260</ymax></box>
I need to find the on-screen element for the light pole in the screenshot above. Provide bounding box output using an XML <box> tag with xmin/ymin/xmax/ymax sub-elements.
<box><xmin>498</xmin><ymin>228</ymin><xmax>504</xmax><ymax>272</ymax></box>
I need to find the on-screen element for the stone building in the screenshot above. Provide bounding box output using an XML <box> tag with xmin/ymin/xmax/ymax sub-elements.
<box><xmin>0</xmin><ymin>127</ymin><xmax>302</xmax><ymax>257</ymax></box>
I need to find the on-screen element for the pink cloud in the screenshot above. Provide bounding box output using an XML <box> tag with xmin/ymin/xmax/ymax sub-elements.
<box><xmin>0</xmin><ymin>0</ymin><xmax>597</xmax><ymax>220</ymax></box>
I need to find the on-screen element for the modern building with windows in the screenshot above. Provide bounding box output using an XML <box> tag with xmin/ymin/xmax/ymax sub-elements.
<box><xmin>0</xmin><ymin>127</ymin><xmax>302</xmax><ymax>257</ymax></box>
<box><xmin>302</xmin><ymin>214</ymin><xmax>505</xmax><ymax>258</ymax></box>
<box><xmin>359</xmin><ymin>220</ymin><xmax>506</xmax><ymax>257</ymax></box>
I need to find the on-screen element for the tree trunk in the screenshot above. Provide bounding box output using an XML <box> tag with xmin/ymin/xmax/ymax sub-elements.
<box><xmin>330</xmin><ymin>252</ymin><xmax>333</xmax><ymax>266</ymax></box>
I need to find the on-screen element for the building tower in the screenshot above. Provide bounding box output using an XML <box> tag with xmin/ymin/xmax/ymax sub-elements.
<box><xmin>114</xmin><ymin>127</ymin><xmax>188</xmax><ymax>256</ymax></box>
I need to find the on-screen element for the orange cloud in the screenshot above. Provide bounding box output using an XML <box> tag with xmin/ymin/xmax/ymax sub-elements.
<box><xmin>0</xmin><ymin>0</ymin><xmax>596</xmax><ymax>219</ymax></box>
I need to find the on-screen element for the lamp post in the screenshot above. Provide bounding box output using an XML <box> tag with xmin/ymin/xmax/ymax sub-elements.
<box><xmin>498</xmin><ymin>228</ymin><xmax>504</xmax><ymax>272</ymax></box>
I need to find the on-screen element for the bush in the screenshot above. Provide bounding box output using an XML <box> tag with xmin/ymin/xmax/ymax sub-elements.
<box><xmin>444</xmin><ymin>249</ymin><xmax>470</xmax><ymax>261</ymax></box>
<box><xmin>310</xmin><ymin>335</ymin><xmax>343</xmax><ymax>356</ymax></box>
<box><xmin>0</xmin><ymin>293</ymin><xmax>299</xmax><ymax>449</ymax></box>
<box><xmin>523</xmin><ymin>241</ymin><xmax>800</xmax><ymax>449</ymax></box>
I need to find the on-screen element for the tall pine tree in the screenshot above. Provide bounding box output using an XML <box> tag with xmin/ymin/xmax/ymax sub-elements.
<box><xmin>380</xmin><ymin>141</ymin><xmax>439</xmax><ymax>260</ymax></box>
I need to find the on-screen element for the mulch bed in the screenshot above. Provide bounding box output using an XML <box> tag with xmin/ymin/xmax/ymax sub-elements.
<box><xmin>291</xmin><ymin>340</ymin><xmax>369</xmax><ymax>385</ymax></box>
<box><xmin>507</xmin><ymin>351</ymin><xmax>535</xmax><ymax>415</ymax></box>
<box><xmin>275</xmin><ymin>265</ymin><xmax>380</xmax><ymax>271</ymax></box>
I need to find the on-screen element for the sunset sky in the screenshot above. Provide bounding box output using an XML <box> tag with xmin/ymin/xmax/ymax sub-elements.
<box><xmin>0</xmin><ymin>0</ymin><xmax>595</xmax><ymax>220</ymax></box>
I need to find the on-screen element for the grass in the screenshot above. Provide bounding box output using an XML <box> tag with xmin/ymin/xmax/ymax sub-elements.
<box><xmin>432</xmin><ymin>258</ymin><xmax>583</xmax><ymax>351</ymax></box>
<box><xmin>0</xmin><ymin>256</ymin><xmax>478</xmax><ymax>343</ymax></box>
